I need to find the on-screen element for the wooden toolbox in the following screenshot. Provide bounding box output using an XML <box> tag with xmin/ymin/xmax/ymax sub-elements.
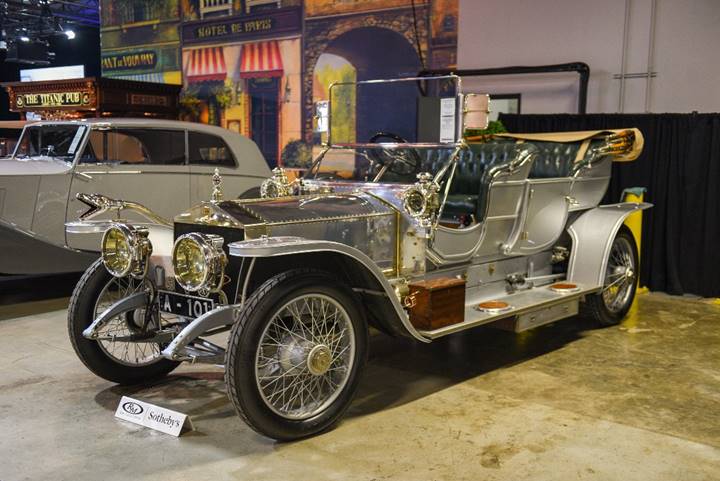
<box><xmin>407</xmin><ymin>277</ymin><xmax>466</xmax><ymax>330</ymax></box>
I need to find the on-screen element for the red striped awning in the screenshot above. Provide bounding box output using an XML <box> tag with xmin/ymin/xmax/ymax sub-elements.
<box><xmin>239</xmin><ymin>41</ymin><xmax>283</xmax><ymax>79</ymax></box>
<box><xmin>186</xmin><ymin>47</ymin><xmax>227</xmax><ymax>83</ymax></box>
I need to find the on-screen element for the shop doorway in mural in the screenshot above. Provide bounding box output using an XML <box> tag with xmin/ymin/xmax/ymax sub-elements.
<box><xmin>309</xmin><ymin>26</ymin><xmax>422</xmax><ymax>146</ymax></box>
<box><xmin>249</xmin><ymin>78</ymin><xmax>280</xmax><ymax>167</ymax></box>
<box><xmin>312</xmin><ymin>53</ymin><xmax>356</xmax><ymax>146</ymax></box>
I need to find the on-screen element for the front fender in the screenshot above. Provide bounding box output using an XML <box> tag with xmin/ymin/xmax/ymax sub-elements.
<box><xmin>65</xmin><ymin>220</ymin><xmax>174</xmax><ymax>270</ymax></box>
<box><xmin>228</xmin><ymin>236</ymin><xmax>429</xmax><ymax>343</ymax></box>
<box><xmin>566</xmin><ymin>202</ymin><xmax>652</xmax><ymax>287</ymax></box>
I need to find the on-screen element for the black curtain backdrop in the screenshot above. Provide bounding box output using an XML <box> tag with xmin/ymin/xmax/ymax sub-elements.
<box><xmin>500</xmin><ymin>113</ymin><xmax>720</xmax><ymax>298</ymax></box>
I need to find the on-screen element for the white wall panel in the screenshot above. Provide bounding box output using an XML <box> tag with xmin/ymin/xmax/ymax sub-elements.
<box><xmin>458</xmin><ymin>0</ymin><xmax>720</xmax><ymax>113</ymax></box>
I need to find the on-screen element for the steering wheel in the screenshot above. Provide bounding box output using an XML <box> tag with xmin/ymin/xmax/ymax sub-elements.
<box><xmin>368</xmin><ymin>131</ymin><xmax>422</xmax><ymax>177</ymax></box>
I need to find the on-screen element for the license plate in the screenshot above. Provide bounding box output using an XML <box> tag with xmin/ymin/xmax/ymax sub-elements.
<box><xmin>158</xmin><ymin>290</ymin><xmax>215</xmax><ymax>318</ymax></box>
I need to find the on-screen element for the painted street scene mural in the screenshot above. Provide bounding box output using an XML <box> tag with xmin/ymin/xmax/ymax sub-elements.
<box><xmin>100</xmin><ymin>0</ymin><xmax>458</xmax><ymax>167</ymax></box>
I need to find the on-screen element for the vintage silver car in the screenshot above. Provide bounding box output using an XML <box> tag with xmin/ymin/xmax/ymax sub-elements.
<box><xmin>0</xmin><ymin>118</ymin><xmax>270</xmax><ymax>274</ymax></box>
<box><xmin>66</xmin><ymin>76</ymin><xmax>649</xmax><ymax>440</ymax></box>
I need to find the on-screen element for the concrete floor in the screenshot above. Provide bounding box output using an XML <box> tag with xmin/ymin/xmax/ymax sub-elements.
<box><xmin>1</xmin><ymin>292</ymin><xmax>719</xmax><ymax>481</ymax></box>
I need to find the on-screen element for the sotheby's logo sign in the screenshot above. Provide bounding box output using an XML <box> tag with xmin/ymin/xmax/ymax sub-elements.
<box><xmin>122</xmin><ymin>400</ymin><xmax>144</xmax><ymax>415</ymax></box>
<box><xmin>114</xmin><ymin>396</ymin><xmax>189</xmax><ymax>436</ymax></box>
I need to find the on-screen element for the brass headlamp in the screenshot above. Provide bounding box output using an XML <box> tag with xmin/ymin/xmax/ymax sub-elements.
<box><xmin>172</xmin><ymin>233</ymin><xmax>226</xmax><ymax>293</ymax></box>
<box><xmin>402</xmin><ymin>172</ymin><xmax>440</xmax><ymax>228</ymax></box>
<box><xmin>260</xmin><ymin>167</ymin><xmax>294</xmax><ymax>198</ymax></box>
<box><xmin>101</xmin><ymin>223</ymin><xmax>152</xmax><ymax>278</ymax></box>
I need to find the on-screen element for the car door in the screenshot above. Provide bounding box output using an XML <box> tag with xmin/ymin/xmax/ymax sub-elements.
<box><xmin>188</xmin><ymin>130</ymin><xmax>261</xmax><ymax>203</ymax></box>
<box><xmin>66</xmin><ymin>127</ymin><xmax>190</xmax><ymax>251</ymax></box>
<box><xmin>502</xmin><ymin>178</ymin><xmax>572</xmax><ymax>256</ymax></box>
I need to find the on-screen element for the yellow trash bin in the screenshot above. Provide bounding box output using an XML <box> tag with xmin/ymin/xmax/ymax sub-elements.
<box><xmin>622</xmin><ymin>187</ymin><xmax>647</xmax><ymax>292</ymax></box>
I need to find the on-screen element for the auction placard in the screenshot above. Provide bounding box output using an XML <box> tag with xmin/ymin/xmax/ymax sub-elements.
<box><xmin>114</xmin><ymin>395</ymin><xmax>189</xmax><ymax>437</ymax></box>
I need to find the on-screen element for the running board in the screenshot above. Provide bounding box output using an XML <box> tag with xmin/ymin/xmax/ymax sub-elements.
<box><xmin>418</xmin><ymin>284</ymin><xmax>600</xmax><ymax>339</ymax></box>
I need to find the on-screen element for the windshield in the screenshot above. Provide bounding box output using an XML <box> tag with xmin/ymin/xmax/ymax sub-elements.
<box><xmin>13</xmin><ymin>124</ymin><xmax>86</xmax><ymax>163</ymax></box>
<box><xmin>304</xmin><ymin>75</ymin><xmax>463</xmax><ymax>183</ymax></box>
<box><xmin>309</xmin><ymin>145</ymin><xmax>458</xmax><ymax>184</ymax></box>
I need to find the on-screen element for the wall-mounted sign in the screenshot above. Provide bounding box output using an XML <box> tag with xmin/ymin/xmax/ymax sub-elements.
<box><xmin>182</xmin><ymin>8</ymin><xmax>301</xmax><ymax>45</ymax></box>
<box><xmin>2</xmin><ymin>77</ymin><xmax>180</xmax><ymax>118</ymax></box>
<box><xmin>102</xmin><ymin>51</ymin><xmax>158</xmax><ymax>71</ymax></box>
<box><xmin>129</xmin><ymin>93</ymin><xmax>169</xmax><ymax>107</ymax></box>
<box><xmin>15</xmin><ymin>91</ymin><xmax>91</xmax><ymax>109</ymax></box>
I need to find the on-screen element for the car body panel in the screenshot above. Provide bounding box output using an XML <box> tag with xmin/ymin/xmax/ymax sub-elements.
<box><xmin>567</xmin><ymin>202</ymin><xmax>652</xmax><ymax>286</ymax></box>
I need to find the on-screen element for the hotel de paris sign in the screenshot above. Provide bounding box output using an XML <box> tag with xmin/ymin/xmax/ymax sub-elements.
<box><xmin>182</xmin><ymin>7</ymin><xmax>301</xmax><ymax>45</ymax></box>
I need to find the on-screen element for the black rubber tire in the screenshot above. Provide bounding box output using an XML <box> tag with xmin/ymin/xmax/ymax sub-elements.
<box><xmin>67</xmin><ymin>259</ymin><xmax>180</xmax><ymax>385</ymax></box>
<box><xmin>581</xmin><ymin>226</ymin><xmax>639</xmax><ymax>326</ymax></box>
<box><xmin>225</xmin><ymin>269</ymin><xmax>368</xmax><ymax>441</ymax></box>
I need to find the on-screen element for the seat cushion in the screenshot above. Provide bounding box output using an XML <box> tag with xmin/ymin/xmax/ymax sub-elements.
<box><xmin>528</xmin><ymin>141</ymin><xmax>579</xmax><ymax>178</ymax></box>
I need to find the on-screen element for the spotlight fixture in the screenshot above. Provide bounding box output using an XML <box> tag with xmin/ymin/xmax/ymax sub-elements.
<box><xmin>0</xmin><ymin>0</ymin><xmax>98</xmax><ymax>64</ymax></box>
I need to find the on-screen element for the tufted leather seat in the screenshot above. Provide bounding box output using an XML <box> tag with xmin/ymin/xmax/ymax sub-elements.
<box><xmin>526</xmin><ymin>138</ymin><xmax>607</xmax><ymax>178</ymax></box>
<box><xmin>527</xmin><ymin>141</ymin><xmax>579</xmax><ymax>178</ymax></box>
<box><xmin>442</xmin><ymin>142</ymin><xmax>535</xmax><ymax>222</ymax></box>
<box><xmin>367</xmin><ymin>142</ymin><xmax>536</xmax><ymax>222</ymax></box>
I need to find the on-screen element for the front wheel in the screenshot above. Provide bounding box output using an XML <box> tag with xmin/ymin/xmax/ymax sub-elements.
<box><xmin>67</xmin><ymin>259</ymin><xmax>180</xmax><ymax>384</ymax></box>
<box><xmin>225</xmin><ymin>269</ymin><xmax>368</xmax><ymax>441</ymax></box>
<box><xmin>581</xmin><ymin>226</ymin><xmax>639</xmax><ymax>326</ymax></box>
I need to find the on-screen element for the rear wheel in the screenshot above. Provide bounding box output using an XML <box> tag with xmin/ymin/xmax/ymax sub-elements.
<box><xmin>581</xmin><ymin>226</ymin><xmax>639</xmax><ymax>326</ymax></box>
<box><xmin>67</xmin><ymin>259</ymin><xmax>180</xmax><ymax>384</ymax></box>
<box><xmin>226</xmin><ymin>269</ymin><xmax>368</xmax><ymax>441</ymax></box>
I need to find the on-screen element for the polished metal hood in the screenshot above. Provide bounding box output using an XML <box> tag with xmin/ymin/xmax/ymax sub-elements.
<box><xmin>174</xmin><ymin>192</ymin><xmax>399</xmax><ymax>272</ymax></box>
<box><xmin>235</xmin><ymin>193</ymin><xmax>393</xmax><ymax>224</ymax></box>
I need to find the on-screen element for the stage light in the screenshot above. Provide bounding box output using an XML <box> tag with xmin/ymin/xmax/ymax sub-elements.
<box><xmin>64</xmin><ymin>29</ymin><xmax>75</xmax><ymax>40</ymax></box>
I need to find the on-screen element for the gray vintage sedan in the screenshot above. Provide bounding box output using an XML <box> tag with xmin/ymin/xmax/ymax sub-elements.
<box><xmin>0</xmin><ymin>118</ymin><xmax>270</xmax><ymax>274</ymax></box>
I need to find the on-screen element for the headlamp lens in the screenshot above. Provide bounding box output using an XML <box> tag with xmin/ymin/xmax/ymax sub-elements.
<box><xmin>173</xmin><ymin>236</ymin><xmax>207</xmax><ymax>291</ymax></box>
<box><xmin>102</xmin><ymin>226</ymin><xmax>132</xmax><ymax>277</ymax></box>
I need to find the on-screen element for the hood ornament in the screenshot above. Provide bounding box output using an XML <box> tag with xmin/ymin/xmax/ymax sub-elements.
<box><xmin>211</xmin><ymin>168</ymin><xmax>223</xmax><ymax>202</ymax></box>
<box><xmin>260</xmin><ymin>167</ymin><xmax>294</xmax><ymax>198</ymax></box>
<box><xmin>77</xmin><ymin>193</ymin><xmax>125</xmax><ymax>220</ymax></box>
<box><xmin>75</xmin><ymin>192</ymin><xmax>171</xmax><ymax>226</ymax></box>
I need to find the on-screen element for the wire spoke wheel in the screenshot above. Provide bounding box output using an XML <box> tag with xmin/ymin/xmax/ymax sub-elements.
<box><xmin>93</xmin><ymin>277</ymin><xmax>169</xmax><ymax>367</ymax></box>
<box><xmin>254</xmin><ymin>294</ymin><xmax>356</xmax><ymax>421</ymax></box>
<box><xmin>601</xmin><ymin>235</ymin><xmax>636</xmax><ymax>314</ymax></box>
<box><xmin>68</xmin><ymin>259</ymin><xmax>180</xmax><ymax>385</ymax></box>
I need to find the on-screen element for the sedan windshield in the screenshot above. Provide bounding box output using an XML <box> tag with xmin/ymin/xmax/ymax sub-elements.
<box><xmin>13</xmin><ymin>124</ymin><xmax>86</xmax><ymax>163</ymax></box>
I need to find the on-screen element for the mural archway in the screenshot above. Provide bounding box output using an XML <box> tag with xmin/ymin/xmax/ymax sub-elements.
<box><xmin>304</xmin><ymin>9</ymin><xmax>428</xmax><ymax>142</ymax></box>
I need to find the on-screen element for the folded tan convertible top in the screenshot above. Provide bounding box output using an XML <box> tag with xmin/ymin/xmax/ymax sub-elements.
<box><xmin>492</xmin><ymin>128</ymin><xmax>644</xmax><ymax>162</ymax></box>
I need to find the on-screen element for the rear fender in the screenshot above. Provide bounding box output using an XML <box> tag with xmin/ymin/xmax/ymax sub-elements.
<box><xmin>566</xmin><ymin>202</ymin><xmax>652</xmax><ymax>287</ymax></box>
